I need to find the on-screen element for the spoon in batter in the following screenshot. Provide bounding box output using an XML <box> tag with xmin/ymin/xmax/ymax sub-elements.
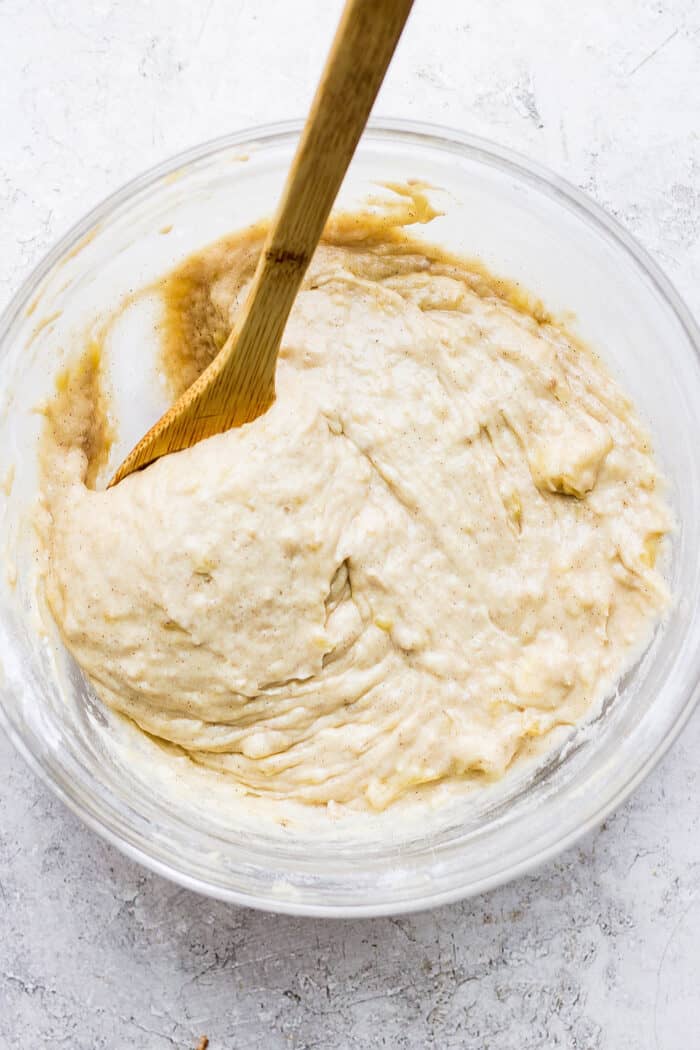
<box><xmin>109</xmin><ymin>0</ymin><xmax>414</xmax><ymax>486</ymax></box>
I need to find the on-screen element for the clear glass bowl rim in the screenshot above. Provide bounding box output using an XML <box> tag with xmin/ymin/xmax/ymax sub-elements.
<box><xmin>1</xmin><ymin>118</ymin><xmax>699</xmax><ymax>917</ymax></box>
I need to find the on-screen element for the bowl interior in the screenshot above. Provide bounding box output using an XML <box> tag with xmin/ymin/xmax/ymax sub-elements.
<box><xmin>1</xmin><ymin>123</ymin><xmax>699</xmax><ymax>915</ymax></box>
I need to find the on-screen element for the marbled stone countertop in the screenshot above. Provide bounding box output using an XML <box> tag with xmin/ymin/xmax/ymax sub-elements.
<box><xmin>1</xmin><ymin>2</ymin><xmax>699</xmax><ymax>1046</ymax></box>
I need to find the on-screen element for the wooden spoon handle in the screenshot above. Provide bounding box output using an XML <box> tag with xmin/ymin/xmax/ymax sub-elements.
<box><xmin>234</xmin><ymin>0</ymin><xmax>415</xmax><ymax>382</ymax></box>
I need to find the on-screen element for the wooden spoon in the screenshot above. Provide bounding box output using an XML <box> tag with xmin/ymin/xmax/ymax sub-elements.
<box><xmin>109</xmin><ymin>0</ymin><xmax>414</xmax><ymax>486</ymax></box>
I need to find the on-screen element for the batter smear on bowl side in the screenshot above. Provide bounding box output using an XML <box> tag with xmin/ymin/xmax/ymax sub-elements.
<box><xmin>37</xmin><ymin>192</ymin><xmax>671</xmax><ymax>812</ymax></box>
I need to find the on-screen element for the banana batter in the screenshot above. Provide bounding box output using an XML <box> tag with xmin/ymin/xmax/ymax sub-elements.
<box><xmin>38</xmin><ymin>208</ymin><xmax>671</xmax><ymax>812</ymax></box>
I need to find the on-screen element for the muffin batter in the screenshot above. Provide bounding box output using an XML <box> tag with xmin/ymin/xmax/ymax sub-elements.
<box><xmin>38</xmin><ymin>205</ymin><xmax>671</xmax><ymax>811</ymax></box>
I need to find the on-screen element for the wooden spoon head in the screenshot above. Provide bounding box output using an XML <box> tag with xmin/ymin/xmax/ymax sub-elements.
<box><xmin>108</xmin><ymin>341</ymin><xmax>275</xmax><ymax>486</ymax></box>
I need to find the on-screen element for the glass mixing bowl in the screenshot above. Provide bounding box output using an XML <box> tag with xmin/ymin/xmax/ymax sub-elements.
<box><xmin>1</xmin><ymin>121</ymin><xmax>699</xmax><ymax>917</ymax></box>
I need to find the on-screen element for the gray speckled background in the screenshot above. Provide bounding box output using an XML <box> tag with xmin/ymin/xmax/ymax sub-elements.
<box><xmin>1</xmin><ymin>2</ymin><xmax>699</xmax><ymax>1047</ymax></box>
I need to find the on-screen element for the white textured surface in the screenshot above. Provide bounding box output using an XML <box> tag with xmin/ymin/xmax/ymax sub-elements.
<box><xmin>1</xmin><ymin>1</ymin><xmax>699</xmax><ymax>1047</ymax></box>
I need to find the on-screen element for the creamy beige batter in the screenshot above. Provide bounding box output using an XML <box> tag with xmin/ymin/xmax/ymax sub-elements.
<box><xmin>38</xmin><ymin>205</ymin><xmax>671</xmax><ymax>812</ymax></box>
